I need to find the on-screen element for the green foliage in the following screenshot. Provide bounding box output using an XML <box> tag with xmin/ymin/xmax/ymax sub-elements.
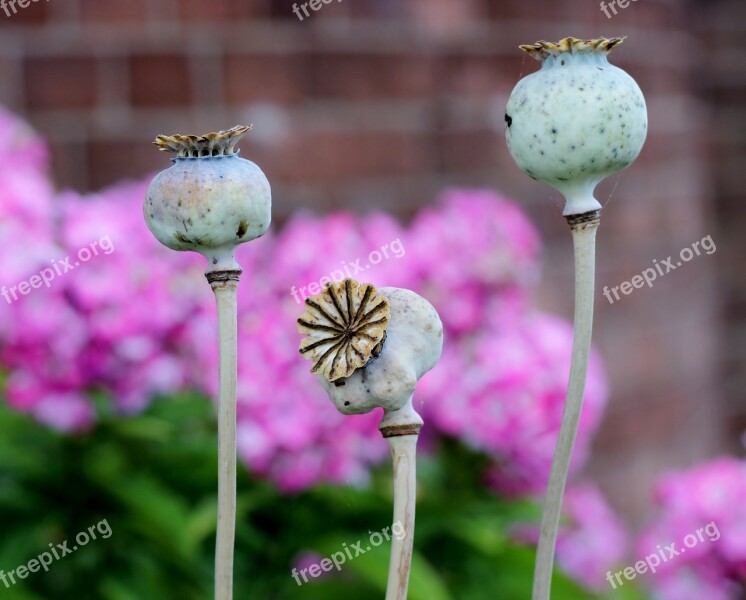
<box><xmin>0</xmin><ymin>395</ymin><xmax>648</xmax><ymax>599</ymax></box>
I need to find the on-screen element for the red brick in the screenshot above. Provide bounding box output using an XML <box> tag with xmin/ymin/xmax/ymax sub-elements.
<box><xmin>307</xmin><ymin>54</ymin><xmax>436</xmax><ymax>99</ymax></box>
<box><xmin>279</xmin><ymin>131</ymin><xmax>429</xmax><ymax>184</ymax></box>
<box><xmin>78</xmin><ymin>0</ymin><xmax>150</xmax><ymax>22</ymax></box>
<box><xmin>224</xmin><ymin>54</ymin><xmax>305</xmax><ymax>104</ymax></box>
<box><xmin>49</xmin><ymin>141</ymin><xmax>89</xmax><ymax>194</ymax></box>
<box><xmin>179</xmin><ymin>0</ymin><xmax>270</xmax><ymax>20</ymax></box>
<box><xmin>129</xmin><ymin>55</ymin><xmax>191</xmax><ymax>108</ymax></box>
<box><xmin>87</xmin><ymin>140</ymin><xmax>160</xmax><ymax>192</ymax></box>
<box><xmin>439</xmin><ymin>130</ymin><xmax>499</xmax><ymax>171</ymax></box>
<box><xmin>25</xmin><ymin>58</ymin><xmax>98</xmax><ymax>110</ymax></box>
<box><xmin>0</xmin><ymin>0</ymin><xmax>52</xmax><ymax>25</ymax></box>
<box><xmin>443</xmin><ymin>55</ymin><xmax>518</xmax><ymax>96</ymax></box>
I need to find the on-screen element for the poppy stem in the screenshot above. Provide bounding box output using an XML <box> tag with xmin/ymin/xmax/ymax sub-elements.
<box><xmin>532</xmin><ymin>210</ymin><xmax>599</xmax><ymax>600</ymax></box>
<box><xmin>381</xmin><ymin>401</ymin><xmax>422</xmax><ymax>600</ymax></box>
<box><xmin>208</xmin><ymin>268</ymin><xmax>241</xmax><ymax>600</ymax></box>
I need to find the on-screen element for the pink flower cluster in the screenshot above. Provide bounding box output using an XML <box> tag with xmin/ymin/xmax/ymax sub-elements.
<box><xmin>0</xmin><ymin>108</ymin><xmax>609</xmax><ymax>499</ymax></box>
<box><xmin>511</xmin><ymin>484</ymin><xmax>630</xmax><ymax>590</ymax></box>
<box><xmin>638</xmin><ymin>457</ymin><xmax>746</xmax><ymax>600</ymax></box>
<box><xmin>556</xmin><ymin>485</ymin><xmax>630</xmax><ymax>590</ymax></box>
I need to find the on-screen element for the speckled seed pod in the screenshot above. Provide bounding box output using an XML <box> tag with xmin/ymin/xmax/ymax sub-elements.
<box><xmin>298</xmin><ymin>283</ymin><xmax>443</xmax><ymax>416</ymax></box>
<box><xmin>145</xmin><ymin>125</ymin><xmax>271</xmax><ymax>271</ymax></box>
<box><xmin>297</xmin><ymin>279</ymin><xmax>391</xmax><ymax>383</ymax></box>
<box><xmin>505</xmin><ymin>37</ymin><xmax>647</xmax><ymax>215</ymax></box>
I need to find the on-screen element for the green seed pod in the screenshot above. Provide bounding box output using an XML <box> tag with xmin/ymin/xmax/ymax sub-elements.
<box><xmin>145</xmin><ymin>125</ymin><xmax>271</xmax><ymax>271</ymax></box>
<box><xmin>505</xmin><ymin>37</ymin><xmax>647</xmax><ymax>215</ymax></box>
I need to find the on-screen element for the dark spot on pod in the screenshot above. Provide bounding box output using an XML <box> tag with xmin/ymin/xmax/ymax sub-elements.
<box><xmin>236</xmin><ymin>220</ymin><xmax>249</xmax><ymax>238</ymax></box>
<box><xmin>505</xmin><ymin>114</ymin><xmax>512</xmax><ymax>127</ymax></box>
<box><xmin>557</xmin><ymin>177</ymin><xmax>569</xmax><ymax>181</ymax></box>
<box><xmin>344</xmin><ymin>401</ymin><xmax>350</xmax><ymax>405</ymax></box>
<box><xmin>552</xmin><ymin>128</ymin><xmax>558</xmax><ymax>134</ymax></box>
<box><xmin>174</xmin><ymin>232</ymin><xmax>192</xmax><ymax>244</ymax></box>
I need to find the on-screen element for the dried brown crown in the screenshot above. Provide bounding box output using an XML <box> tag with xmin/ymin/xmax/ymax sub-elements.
<box><xmin>519</xmin><ymin>36</ymin><xmax>625</xmax><ymax>61</ymax></box>
<box><xmin>298</xmin><ymin>279</ymin><xmax>390</xmax><ymax>383</ymax></box>
<box><xmin>153</xmin><ymin>125</ymin><xmax>252</xmax><ymax>158</ymax></box>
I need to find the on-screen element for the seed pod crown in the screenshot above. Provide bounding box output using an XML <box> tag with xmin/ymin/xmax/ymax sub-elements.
<box><xmin>298</xmin><ymin>279</ymin><xmax>390</xmax><ymax>383</ymax></box>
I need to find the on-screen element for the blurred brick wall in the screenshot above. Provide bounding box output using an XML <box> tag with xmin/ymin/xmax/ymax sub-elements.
<box><xmin>0</xmin><ymin>0</ymin><xmax>730</xmax><ymax>523</ymax></box>
<box><xmin>691</xmin><ymin>0</ymin><xmax>746</xmax><ymax>455</ymax></box>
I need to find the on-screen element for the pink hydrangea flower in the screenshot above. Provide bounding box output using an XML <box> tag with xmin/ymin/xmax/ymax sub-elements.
<box><xmin>638</xmin><ymin>457</ymin><xmax>746</xmax><ymax>599</ymax></box>
<box><xmin>408</xmin><ymin>188</ymin><xmax>541</xmax><ymax>334</ymax></box>
<box><xmin>510</xmin><ymin>484</ymin><xmax>629</xmax><ymax>591</ymax></box>
<box><xmin>556</xmin><ymin>485</ymin><xmax>630</xmax><ymax>590</ymax></box>
<box><xmin>421</xmin><ymin>312</ymin><xmax>608</xmax><ymax>496</ymax></box>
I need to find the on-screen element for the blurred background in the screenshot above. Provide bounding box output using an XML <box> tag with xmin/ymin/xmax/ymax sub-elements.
<box><xmin>0</xmin><ymin>0</ymin><xmax>744</xmax><ymax>598</ymax></box>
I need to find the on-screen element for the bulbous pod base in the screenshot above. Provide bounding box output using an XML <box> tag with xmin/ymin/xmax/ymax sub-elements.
<box><xmin>320</xmin><ymin>287</ymin><xmax>444</xmax><ymax>417</ymax></box>
<box><xmin>505</xmin><ymin>37</ymin><xmax>647</xmax><ymax>216</ymax></box>
<box><xmin>145</xmin><ymin>153</ymin><xmax>271</xmax><ymax>272</ymax></box>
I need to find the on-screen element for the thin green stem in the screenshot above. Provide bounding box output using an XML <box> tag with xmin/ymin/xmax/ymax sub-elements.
<box><xmin>532</xmin><ymin>213</ymin><xmax>599</xmax><ymax>600</ymax></box>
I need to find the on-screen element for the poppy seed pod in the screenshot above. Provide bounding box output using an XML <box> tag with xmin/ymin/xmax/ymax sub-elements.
<box><xmin>298</xmin><ymin>280</ymin><xmax>443</xmax><ymax>421</ymax></box>
<box><xmin>505</xmin><ymin>37</ymin><xmax>647</xmax><ymax>216</ymax></box>
<box><xmin>145</xmin><ymin>125</ymin><xmax>271</xmax><ymax>272</ymax></box>
<box><xmin>298</xmin><ymin>280</ymin><xmax>443</xmax><ymax>599</ymax></box>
